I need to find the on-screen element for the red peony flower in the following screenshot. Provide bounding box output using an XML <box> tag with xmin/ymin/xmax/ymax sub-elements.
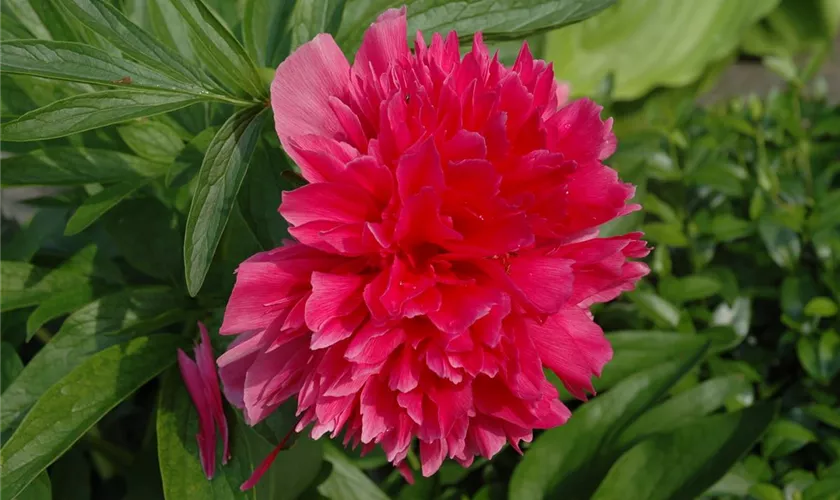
<box><xmin>218</xmin><ymin>7</ymin><xmax>649</xmax><ymax>483</ymax></box>
<box><xmin>178</xmin><ymin>322</ymin><xmax>230</xmax><ymax>479</ymax></box>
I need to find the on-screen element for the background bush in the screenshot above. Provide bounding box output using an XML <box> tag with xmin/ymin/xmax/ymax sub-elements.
<box><xmin>1</xmin><ymin>0</ymin><xmax>838</xmax><ymax>499</ymax></box>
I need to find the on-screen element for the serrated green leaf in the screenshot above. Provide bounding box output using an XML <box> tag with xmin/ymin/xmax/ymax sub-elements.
<box><xmin>1</xmin><ymin>90</ymin><xmax>205</xmax><ymax>142</ymax></box>
<box><xmin>169</xmin><ymin>0</ymin><xmax>265</xmax><ymax>98</ymax></box>
<box><xmin>184</xmin><ymin>106</ymin><xmax>268</xmax><ymax>296</ymax></box>
<box><xmin>1</xmin><ymin>147</ymin><xmax>168</xmax><ymax>186</ymax></box>
<box><xmin>65</xmin><ymin>179</ymin><xmax>150</xmax><ymax>235</ymax></box>
<box><xmin>0</xmin><ymin>334</ymin><xmax>184</xmax><ymax>499</ymax></box>
<box><xmin>510</xmin><ymin>341</ymin><xmax>708</xmax><ymax>500</ymax></box>
<box><xmin>0</xmin><ymin>287</ymin><xmax>186</xmax><ymax>433</ymax></box>
<box><xmin>0</xmin><ymin>39</ymin><xmax>208</xmax><ymax>94</ymax></box>
<box><xmin>591</xmin><ymin>401</ymin><xmax>777</xmax><ymax>500</ymax></box>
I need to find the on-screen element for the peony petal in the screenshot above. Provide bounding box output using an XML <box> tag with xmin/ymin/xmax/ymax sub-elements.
<box><xmin>272</xmin><ymin>34</ymin><xmax>350</xmax><ymax>142</ymax></box>
<box><xmin>353</xmin><ymin>7</ymin><xmax>409</xmax><ymax>77</ymax></box>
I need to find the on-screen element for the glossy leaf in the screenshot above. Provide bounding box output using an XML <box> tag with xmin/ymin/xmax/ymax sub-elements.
<box><xmin>0</xmin><ymin>40</ymin><xmax>208</xmax><ymax>94</ymax></box>
<box><xmin>169</xmin><ymin>0</ymin><xmax>266</xmax><ymax>98</ymax></box>
<box><xmin>0</xmin><ymin>342</ymin><xmax>24</xmax><ymax>393</ymax></box>
<box><xmin>591</xmin><ymin>401</ymin><xmax>777</xmax><ymax>500</ymax></box>
<box><xmin>659</xmin><ymin>275</ymin><xmax>721</xmax><ymax>303</ymax></box>
<box><xmin>1</xmin><ymin>148</ymin><xmax>169</xmax><ymax>186</ymax></box>
<box><xmin>0</xmin><ymin>335</ymin><xmax>184</xmax><ymax>499</ymax></box>
<box><xmin>1</xmin><ymin>261</ymin><xmax>91</xmax><ymax>312</ymax></box>
<box><xmin>510</xmin><ymin>341</ymin><xmax>708</xmax><ymax>499</ymax></box>
<box><xmin>543</xmin><ymin>0</ymin><xmax>779</xmax><ymax>99</ymax></box>
<box><xmin>0</xmin><ymin>287</ymin><xmax>185</xmax><ymax>432</ymax></box>
<box><xmin>1</xmin><ymin>90</ymin><xmax>205</xmax><ymax>142</ymax></box>
<box><xmin>763</xmin><ymin>420</ymin><xmax>818</xmax><ymax>458</ymax></box>
<box><xmin>58</xmin><ymin>0</ymin><xmax>210</xmax><ymax>88</ymax></box>
<box><xmin>184</xmin><ymin>106</ymin><xmax>269</xmax><ymax>296</ymax></box>
<box><xmin>25</xmin><ymin>286</ymin><xmax>98</xmax><ymax>340</ymax></box>
<box><xmin>627</xmin><ymin>290</ymin><xmax>681</xmax><ymax>328</ymax></box>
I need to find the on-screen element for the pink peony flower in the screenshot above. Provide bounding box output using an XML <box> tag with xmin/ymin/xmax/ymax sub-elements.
<box><xmin>178</xmin><ymin>322</ymin><xmax>230</xmax><ymax>479</ymax></box>
<box><xmin>219</xmin><ymin>7</ymin><xmax>649</xmax><ymax>483</ymax></box>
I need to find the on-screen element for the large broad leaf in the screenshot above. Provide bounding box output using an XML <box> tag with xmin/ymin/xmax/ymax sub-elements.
<box><xmin>64</xmin><ymin>179</ymin><xmax>151</xmax><ymax>235</ymax></box>
<box><xmin>0</xmin><ymin>287</ymin><xmax>186</xmax><ymax>432</ymax></box>
<box><xmin>591</xmin><ymin>401</ymin><xmax>778</xmax><ymax>500</ymax></box>
<box><xmin>58</xmin><ymin>0</ymin><xmax>211</xmax><ymax>89</ymax></box>
<box><xmin>0</xmin><ymin>40</ymin><xmax>208</xmax><ymax>95</ymax></box>
<box><xmin>743</xmin><ymin>0</ymin><xmax>840</xmax><ymax>56</ymax></box>
<box><xmin>169</xmin><ymin>0</ymin><xmax>266</xmax><ymax>98</ymax></box>
<box><xmin>318</xmin><ymin>443</ymin><xmax>390</xmax><ymax>500</ymax></box>
<box><xmin>0</xmin><ymin>334</ymin><xmax>184</xmax><ymax>499</ymax></box>
<box><xmin>117</xmin><ymin>121</ymin><xmax>185</xmax><ymax>163</ymax></box>
<box><xmin>509</xmin><ymin>341</ymin><xmax>709</xmax><ymax>500</ymax></box>
<box><xmin>616</xmin><ymin>375</ymin><xmax>753</xmax><ymax>448</ymax></box>
<box><xmin>184</xmin><ymin>106</ymin><xmax>269</xmax><ymax>296</ymax></box>
<box><xmin>336</xmin><ymin>0</ymin><xmax>617</xmax><ymax>52</ymax></box>
<box><xmin>156</xmin><ymin>368</ymin><xmax>253</xmax><ymax>500</ymax></box>
<box><xmin>542</xmin><ymin>0</ymin><xmax>780</xmax><ymax>100</ymax></box>
<box><xmin>1</xmin><ymin>90</ymin><xmax>205</xmax><ymax>142</ymax></box>
<box><xmin>1</xmin><ymin>148</ymin><xmax>168</xmax><ymax>186</ymax></box>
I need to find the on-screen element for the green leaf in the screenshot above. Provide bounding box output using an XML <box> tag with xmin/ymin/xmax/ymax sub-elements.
<box><xmin>617</xmin><ymin>375</ymin><xmax>752</xmax><ymax>447</ymax></box>
<box><xmin>0</xmin><ymin>208</ymin><xmax>67</xmax><ymax>262</ymax></box>
<box><xmin>0</xmin><ymin>342</ymin><xmax>24</xmax><ymax>393</ymax></box>
<box><xmin>590</xmin><ymin>401</ymin><xmax>777</xmax><ymax>500</ymax></box>
<box><xmin>1</xmin><ymin>90</ymin><xmax>205</xmax><ymax>142</ymax></box>
<box><xmin>1</xmin><ymin>261</ymin><xmax>90</xmax><ymax>312</ymax></box>
<box><xmin>240</xmin><ymin>421</ymin><xmax>324</xmax><ymax>500</ymax></box>
<box><xmin>337</xmin><ymin>0</ymin><xmax>617</xmax><ymax>53</ymax></box>
<box><xmin>759</xmin><ymin>216</ymin><xmax>802</xmax><ymax>269</ymax></box>
<box><xmin>25</xmin><ymin>286</ymin><xmax>98</xmax><ymax>341</ymax></box>
<box><xmin>65</xmin><ymin>179</ymin><xmax>150</xmax><ymax>235</ymax></box>
<box><xmin>712</xmin><ymin>297</ymin><xmax>752</xmax><ymax>338</ymax></box>
<box><xmin>510</xmin><ymin>341</ymin><xmax>708</xmax><ymax>500</ymax></box>
<box><xmin>543</xmin><ymin>0</ymin><xmax>779</xmax><ymax>100</ymax></box>
<box><xmin>156</xmin><ymin>368</ymin><xmax>254</xmax><ymax>500</ymax></box>
<box><xmin>594</xmin><ymin>331</ymin><xmax>708</xmax><ymax>393</ymax></box>
<box><xmin>242</xmin><ymin>0</ymin><xmax>293</xmax><ymax>66</ymax></box>
<box><xmin>641</xmin><ymin>222</ymin><xmax>689</xmax><ymax>247</ymax></box>
<box><xmin>763</xmin><ymin>419</ymin><xmax>818</xmax><ymax>458</ymax></box>
<box><xmin>705</xmin><ymin>214</ymin><xmax>754</xmax><ymax>242</ymax></box>
<box><xmin>15</xmin><ymin>472</ymin><xmax>52</xmax><ymax>500</ymax></box>
<box><xmin>1</xmin><ymin>148</ymin><xmax>169</xmax><ymax>186</ymax></box>
<box><xmin>318</xmin><ymin>443</ymin><xmax>389</xmax><ymax>500</ymax></box>
<box><xmin>4</xmin><ymin>0</ymin><xmax>53</xmax><ymax>40</ymax></box>
<box><xmin>627</xmin><ymin>290</ymin><xmax>681</xmax><ymax>328</ymax></box>
<box><xmin>170</xmin><ymin>0</ymin><xmax>266</xmax><ymax>98</ymax></box>
<box><xmin>117</xmin><ymin>121</ymin><xmax>185</xmax><ymax>162</ymax></box>
<box><xmin>237</xmin><ymin>145</ymin><xmax>292</xmax><ymax>249</ymax></box>
<box><xmin>0</xmin><ymin>287</ymin><xmax>185</xmax><ymax>432</ymax></box>
<box><xmin>797</xmin><ymin>330</ymin><xmax>840</xmax><ymax>384</ymax></box>
<box><xmin>804</xmin><ymin>404</ymin><xmax>840</xmax><ymax>430</ymax></box>
<box><xmin>106</xmin><ymin>198</ymin><xmax>184</xmax><ymax>283</ymax></box>
<box><xmin>0</xmin><ymin>334</ymin><xmax>184</xmax><ymax>499</ymax></box>
<box><xmin>59</xmin><ymin>0</ymin><xmax>211</xmax><ymax>89</ymax></box>
<box><xmin>803</xmin><ymin>477</ymin><xmax>840</xmax><ymax>500</ymax></box>
<box><xmin>0</xmin><ymin>40</ymin><xmax>209</xmax><ymax>95</ymax></box>
<box><xmin>659</xmin><ymin>275</ymin><xmax>721</xmax><ymax>303</ymax></box>
<box><xmin>184</xmin><ymin>106</ymin><xmax>269</xmax><ymax>296</ymax></box>
<box><xmin>146</xmin><ymin>0</ymin><xmax>197</xmax><ymax>62</ymax></box>
<box><xmin>804</xmin><ymin>297</ymin><xmax>838</xmax><ymax>318</ymax></box>
<box><xmin>285</xmin><ymin>0</ymin><xmax>346</xmax><ymax>53</ymax></box>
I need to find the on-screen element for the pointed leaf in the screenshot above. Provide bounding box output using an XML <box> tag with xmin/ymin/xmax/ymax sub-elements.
<box><xmin>1</xmin><ymin>90</ymin><xmax>205</xmax><ymax>142</ymax></box>
<box><xmin>65</xmin><ymin>179</ymin><xmax>150</xmax><ymax>235</ymax></box>
<box><xmin>1</xmin><ymin>148</ymin><xmax>169</xmax><ymax>186</ymax></box>
<box><xmin>184</xmin><ymin>106</ymin><xmax>268</xmax><ymax>296</ymax></box>
<box><xmin>0</xmin><ymin>335</ymin><xmax>185</xmax><ymax>499</ymax></box>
